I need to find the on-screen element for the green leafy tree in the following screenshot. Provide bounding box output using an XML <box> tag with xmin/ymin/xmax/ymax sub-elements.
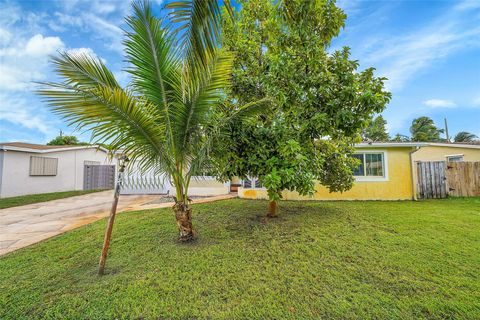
<box><xmin>37</xmin><ymin>0</ymin><xmax>256</xmax><ymax>242</ymax></box>
<box><xmin>214</xmin><ymin>0</ymin><xmax>391</xmax><ymax>217</ymax></box>
<box><xmin>363</xmin><ymin>115</ymin><xmax>390</xmax><ymax>141</ymax></box>
<box><xmin>454</xmin><ymin>131</ymin><xmax>478</xmax><ymax>142</ymax></box>
<box><xmin>410</xmin><ymin>117</ymin><xmax>444</xmax><ymax>142</ymax></box>
<box><xmin>47</xmin><ymin>135</ymin><xmax>89</xmax><ymax>146</ymax></box>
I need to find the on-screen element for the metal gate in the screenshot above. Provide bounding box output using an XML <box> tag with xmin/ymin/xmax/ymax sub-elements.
<box><xmin>416</xmin><ymin>161</ymin><xmax>447</xmax><ymax>199</ymax></box>
<box><xmin>120</xmin><ymin>171</ymin><xmax>170</xmax><ymax>195</ymax></box>
<box><xmin>84</xmin><ymin>165</ymin><xmax>116</xmax><ymax>190</ymax></box>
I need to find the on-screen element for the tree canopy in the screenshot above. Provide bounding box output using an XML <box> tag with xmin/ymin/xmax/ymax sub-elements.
<box><xmin>454</xmin><ymin>131</ymin><xmax>478</xmax><ymax>143</ymax></box>
<box><xmin>213</xmin><ymin>0</ymin><xmax>391</xmax><ymax>216</ymax></box>
<box><xmin>363</xmin><ymin>115</ymin><xmax>390</xmax><ymax>142</ymax></box>
<box><xmin>392</xmin><ymin>133</ymin><xmax>410</xmax><ymax>142</ymax></box>
<box><xmin>47</xmin><ymin>135</ymin><xmax>88</xmax><ymax>146</ymax></box>
<box><xmin>410</xmin><ymin>117</ymin><xmax>444</xmax><ymax>142</ymax></box>
<box><xmin>38</xmin><ymin>0</ymin><xmax>251</xmax><ymax>242</ymax></box>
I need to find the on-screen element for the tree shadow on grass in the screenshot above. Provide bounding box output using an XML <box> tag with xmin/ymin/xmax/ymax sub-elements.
<box><xmin>203</xmin><ymin>199</ymin><xmax>344</xmax><ymax>238</ymax></box>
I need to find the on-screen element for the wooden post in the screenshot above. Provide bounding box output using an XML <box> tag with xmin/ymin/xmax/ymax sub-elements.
<box><xmin>444</xmin><ymin>118</ymin><xmax>450</xmax><ymax>142</ymax></box>
<box><xmin>98</xmin><ymin>158</ymin><xmax>127</xmax><ymax>275</ymax></box>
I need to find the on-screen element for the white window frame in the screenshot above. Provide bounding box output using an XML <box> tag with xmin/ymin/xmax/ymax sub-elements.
<box><xmin>446</xmin><ymin>154</ymin><xmax>464</xmax><ymax>162</ymax></box>
<box><xmin>29</xmin><ymin>156</ymin><xmax>58</xmax><ymax>176</ymax></box>
<box><xmin>352</xmin><ymin>150</ymin><xmax>389</xmax><ymax>182</ymax></box>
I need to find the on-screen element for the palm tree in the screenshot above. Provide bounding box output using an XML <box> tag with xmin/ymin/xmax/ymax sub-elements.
<box><xmin>38</xmin><ymin>0</ymin><xmax>258</xmax><ymax>241</ymax></box>
<box><xmin>454</xmin><ymin>131</ymin><xmax>478</xmax><ymax>143</ymax></box>
<box><xmin>410</xmin><ymin>116</ymin><xmax>444</xmax><ymax>142</ymax></box>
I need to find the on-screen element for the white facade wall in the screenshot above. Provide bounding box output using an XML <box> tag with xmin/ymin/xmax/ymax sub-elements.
<box><xmin>168</xmin><ymin>176</ymin><xmax>230</xmax><ymax>197</ymax></box>
<box><xmin>0</xmin><ymin>148</ymin><xmax>114</xmax><ymax>198</ymax></box>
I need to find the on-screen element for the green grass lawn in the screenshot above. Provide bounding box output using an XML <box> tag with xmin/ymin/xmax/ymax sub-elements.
<box><xmin>0</xmin><ymin>190</ymin><xmax>106</xmax><ymax>209</ymax></box>
<box><xmin>1</xmin><ymin>198</ymin><xmax>479</xmax><ymax>319</ymax></box>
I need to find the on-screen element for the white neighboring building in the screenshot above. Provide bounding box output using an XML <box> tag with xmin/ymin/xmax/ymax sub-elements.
<box><xmin>117</xmin><ymin>149</ymin><xmax>230</xmax><ymax>196</ymax></box>
<box><xmin>121</xmin><ymin>167</ymin><xmax>230</xmax><ymax>196</ymax></box>
<box><xmin>0</xmin><ymin>142</ymin><xmax>115</xmax><ymax>198</ymax></box>
<box><xmin>182</xmin><ymin>176</ymin><xmax>230</xmax><ymax>196</ymax></box>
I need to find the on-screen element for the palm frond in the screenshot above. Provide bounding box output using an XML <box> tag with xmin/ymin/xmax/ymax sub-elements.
<box><xmin>38</xmin><ymin>1</ymin><xmax>238</xmax><ymax>205</ymax></box>
<box><xmin>52</xmin><ymin>52</ymin><xmax>120</xmax><ymax>89</ymax></box>
<box><xmin>454</xmin><ymin>131</ymin><xmax>478</xmax><ymax>143</ymax></box>
<box><xmin>124</xmin><ymin>0</ymin><xmax>182</xmax><ymax>122</ymax></box>
<box><xmin>175</xmin><ymin>50</ymin><xmax>233</xmax><ymax>150</ymax></box>
<box><xmin>37</xmin><ymin>53</ymin><xmax>168</xmax><ymax>173</ymax></box>
<box><xmin>166</xmin><ymin>0</ymin><xmax>223</xmax><ymax>69</ymax></box>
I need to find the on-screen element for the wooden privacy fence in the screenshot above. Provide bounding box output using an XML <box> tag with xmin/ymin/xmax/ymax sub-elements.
<box><xmin>445</xmin><ymin>161</ymin><xmax>480</xmax><ymax>197</ymax></box>
<box><xmin>84</xmin><ymin>165</ymin><xmax>116</xmax><ymax>190</ymax></box>
<box><xmin>416</xmin><ymin>161</ymin><xmax>447</xmax><ymax>199</ymax></box>
<box><xmin>416</xmin><ymin>161</ymin><xmax>480</xmax><ymax>199</ymax></box>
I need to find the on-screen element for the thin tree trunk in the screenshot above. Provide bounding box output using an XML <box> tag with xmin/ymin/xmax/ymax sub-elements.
<box><xmin>172</xmin><ymin>202</ymin><xmax>194</xmax><ymax>242</ymax></box>
<box><xmin>98</xmin><ymin>161</ymin><xmax>126</xmax><ymax>275</ymax></box>
<box><xmin>267</xmin><ymin>200</ymin><xmax>277</xmax><ymax>218</ymax></box>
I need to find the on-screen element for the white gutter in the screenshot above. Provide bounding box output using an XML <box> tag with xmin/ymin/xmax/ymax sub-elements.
<box><xmin>0</xmin><ymin>145</ymin><xmax>109</xmax><ymax>154</ymax></box>
<box><xmin>356</xmin><ymin>142</ymin><xmax>428</xmax><ymax>148</ymax></box>
<box><xmin>355</xmin><ymin>142</ymin><xmax>480</xmax><ymax>149</ymax></box>
<box><xmin>409</xmin><ymin>146</ymin><xmax>422</xmax><ymax>200</ymax></box>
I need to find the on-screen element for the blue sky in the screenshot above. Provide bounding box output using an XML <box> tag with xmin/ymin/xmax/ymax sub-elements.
<box><xmin>0</xmin><ymin>0</ymin><xmax>479</xmax><ymax>143</ymax></box>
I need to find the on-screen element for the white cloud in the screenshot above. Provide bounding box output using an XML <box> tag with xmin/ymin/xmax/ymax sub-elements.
<box><xmin>359</xmin><ymin>4</ymin><xmax>480</xmax><ymax>92</ymax></box>
<box><xmin>113</xmin><ymin>70</ymin><xmax>131</xmax><ymax>87</ymax></box>
<box><xmin>0</xmin><ymin>94</ymin><xmax>52</xmax><ymax>135</ymax></box>
<box><xmin>82</xmin><ymin>13</ymin><xmax>123</xmax><ymax>54</ymax></box>
<box><xmin>423</xmin><ymin>99</ymin><xmax>457</xmax><ymax>108</ymax></box>
<box><xmin>336</xmin><ymin>0</ymin><xmax>362</xmax><ymax>17</ymax></box>
<box><xmin>25</xmin><ymin>34</ymin><xmax>64</xmax><ymax>56</ymax></box>
<box><xmin>67</xmin><ymin>47</ymin><xmax>107</xmax><ymax>64</ymax></box>
<box><xmin>0</xmin><ymin>34</ymin><xmax>65</xmax><ymax>91</ymax></box>
<box><xmin>375</xmin><ymin>28</ymin><xmax>479</xmax><ymax>92</ymax></box>
<box><xmin>473</xmin><ymin>97</ymin><xmax>480</xmax><ymax>107</ymax></box>
<box><xmin>48</xmin><ymin>12</ymin><xmax>84</xmax><ymax>32</ymax></box>
<box><xmin>0</xmin><ymin>2</ymin><xmax>21</xmax><ymax>28</ymax></box>
<box><xmin>0</xmin><ymin>28</ymin><xmax>12</xmax><ymax>44</ymax></box>
<box><xmin>454</xmin><ymin>0</ymin><xmax>480</xmax><ymax>11</ymax></box>
<box><xmin>93</xmin><ymin>2</ymin><xmax>117</xmax><ymax>14</ymax></box>
<box><xmin>0</xmin><ymin>0</ymin><xmax>123</xmax><ymax>141</ymax></box>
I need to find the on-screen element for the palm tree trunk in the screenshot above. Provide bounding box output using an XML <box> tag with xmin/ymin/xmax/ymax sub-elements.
<box><xmin>172</xmin><ymin>202</ymin><xmax>194</xmax><ymax>241</ymax></box>
<box><xmin>267</xmin><ymin>200</ymin><xmax>277</xmax><ymax>218</ymax></box>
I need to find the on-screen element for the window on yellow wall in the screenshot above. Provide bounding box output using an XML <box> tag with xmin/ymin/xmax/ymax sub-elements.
<box><xmin>366</xmin><ymin>153</ymin><xmax>384</xmax><ymax>176</ymax></box>
<box><xmin>350</xmin><ymin>153</ymin><xmax>385</xmax><ymax>177</ymax></box>
<box><xmin>446</xmin><ymin>155</ymin><xmax>463</xmax><ymax>162</ymax></box>
<box><xmin>351</xmin><ymin>154</ymin><xmax>364</xmax><ymax>176</ymax></box>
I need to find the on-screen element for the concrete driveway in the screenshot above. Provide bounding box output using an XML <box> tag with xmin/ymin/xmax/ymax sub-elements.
<box><xmin>0</xmin><ymin>191</ymin><xmax>158</xmax><ymax>256</ymax></box>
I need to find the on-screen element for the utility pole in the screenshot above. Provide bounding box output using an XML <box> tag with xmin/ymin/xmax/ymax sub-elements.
<box><xmin>98</xmin><ymin>155</ymin><xmax>129</xmax><ymax>275</ymax></box>
<box><xmin>444</xmin><ymin>118</ymin><xmax>450</xmax><ymax>142</ymax></box>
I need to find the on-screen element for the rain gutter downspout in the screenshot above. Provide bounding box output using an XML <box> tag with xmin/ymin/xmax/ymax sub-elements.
<box><xmin>409</xmin><ymin>146</ymin><xmax>421</xmax><ymax>200</ymax></box>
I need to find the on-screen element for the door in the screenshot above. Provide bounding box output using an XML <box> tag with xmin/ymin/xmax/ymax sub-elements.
<box><xmin>83</xmin><ymin>165</ymin><xmax>116</xmax><ymax>190</ymax></box>
<box><xmin>416</xmin><ymin>161</ymin><xmax>447</xmax><ymax>199</ymax></box>
<box><xmin>445</xmin><ymin>161</ymin><xmax>480</xmax><ymax>197</ymax></box>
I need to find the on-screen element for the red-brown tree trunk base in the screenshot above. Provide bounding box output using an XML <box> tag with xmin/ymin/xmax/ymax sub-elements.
<box><xmin>173</xmin><ymin>202</ymin><xmax>194</xmax><ymax>242</ymax></box>
<box><xmin>267</xmin><ymin>200</ymin><xmax>278</xmax><ymax>218</ymax></box>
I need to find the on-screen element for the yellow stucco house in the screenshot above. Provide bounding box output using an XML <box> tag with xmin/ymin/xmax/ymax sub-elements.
<box><xmin>238</xmin><ymin>142</ymin><xmax>480</xmax><ymax>201</ymax></box>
